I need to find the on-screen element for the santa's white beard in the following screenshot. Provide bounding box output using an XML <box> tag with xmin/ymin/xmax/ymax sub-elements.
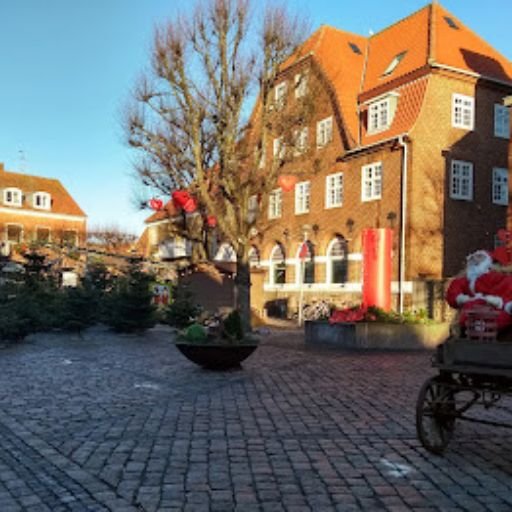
<box><xmin>466</xmin><ymin>259</ymin><xmax>492</xmax><ymax>293</ymax></box>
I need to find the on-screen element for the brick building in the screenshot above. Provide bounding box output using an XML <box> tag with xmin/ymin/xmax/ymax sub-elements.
<box><xmin>249</xmin><ymin>3</ymin><xmax>512</xmax><ymax>319</ymax></box>
<box><xmin>0</xmin><ymin>163</ymin><xmax>87</xmax><ymax>255</ymax></box>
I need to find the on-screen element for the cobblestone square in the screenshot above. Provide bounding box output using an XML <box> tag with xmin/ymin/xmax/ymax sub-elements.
<box><xmin>0</xmin><ymin>326</ymin><xmax>511</xmax><ymax>511</ymax></box>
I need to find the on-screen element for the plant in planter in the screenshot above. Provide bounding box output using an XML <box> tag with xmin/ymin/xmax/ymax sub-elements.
<box><xmin>175</xmin><ymin>310</ymin><xmax>259</xmax><ymax>370</ymax></box>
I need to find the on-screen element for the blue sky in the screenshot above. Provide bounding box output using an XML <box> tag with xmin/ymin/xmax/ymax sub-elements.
<box><xmin>0</xmin><ymin>1</ymin><xmax>510</xmax><ymax>235</ymax></box>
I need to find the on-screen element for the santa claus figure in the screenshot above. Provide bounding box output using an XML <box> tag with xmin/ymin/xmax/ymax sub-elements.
<box><xmin>446</xmin><ymin>249</ymin><xmax>512</xmax><ymax>332</ymax></box>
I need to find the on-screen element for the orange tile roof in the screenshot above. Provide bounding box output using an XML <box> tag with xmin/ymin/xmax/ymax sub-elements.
<box><xmin>361</xmin><ymin>76</ymin><xmax>429</xmax><ymax>146</ymax></box>
<box><xmin>432</xmin><ymin>3</ymin><xmax>512</xmax><ymax>83</ymax></box>
<box><xmin>362</xmin><ymin>5</ymin><xmax>430</xmax><ymax>93</ymax></box>
<box><xmin>0</xmin><ymin>165</ymin><xmax>86</xmax><ymax>217</ymax></box>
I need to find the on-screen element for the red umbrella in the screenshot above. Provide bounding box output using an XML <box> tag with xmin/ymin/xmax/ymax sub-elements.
<box><xmin>277</xmin><ymin>174</ymin><xmax>298</xmax><ymax>192</ymax></box>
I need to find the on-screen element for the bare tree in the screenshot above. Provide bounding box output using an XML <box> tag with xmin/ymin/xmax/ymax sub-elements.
<box><xmin>125</xmin><ymin>0</ymin><xmax>315</xmax><ymax>329</ymax></box>
<box><xmin>88</xmin><ymin>226</ymin><xmax>137</xmax><ymax>254</ymax></box>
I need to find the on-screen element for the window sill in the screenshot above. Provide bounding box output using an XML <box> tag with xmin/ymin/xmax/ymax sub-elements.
<box><xmin>325</xmin><ymin>203</ymin><xmax>342</xmax><ymax>209</ymax></box>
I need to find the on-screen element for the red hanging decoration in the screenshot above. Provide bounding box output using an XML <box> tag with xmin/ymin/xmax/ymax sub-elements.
<box><xmin>206</xmin><ymin>215</ymin><xmax>217</xmax><ymax>228</ymax></box>
<box><xmin>149</xmin><ymin>198</ymin><xmax>163</xmax><ymax>211</ymax></box>
<box><xmin>182</xmin><ymin>197</ymin><xmax>197</xmax><ymax>213</ymax></box>
<box><xmin>497</xmin><ymin>229</ymin><xmax>512</xmax><ymax>243</ymax></box>
<box><xmin>277</xmin><ymin>175</ymin><xmax>298</xmax><ymax>192</ymax></box>
<box><xmin>492</xmin><ymin>246</ymin><xmax>512</xmax><ymax>265</ymax></box>
<box><xmin>171</xmin><ymin>190</ymin><xmax>190</xmax><ymax>209</ymax></box>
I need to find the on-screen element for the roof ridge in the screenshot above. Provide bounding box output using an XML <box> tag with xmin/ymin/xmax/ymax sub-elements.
<box><xmin>369</xmin><ymin>2</ymin><xmax>432</xmax><ymax>39</ymax></box>
<box><xmin>1</xmin><ymin>168</ymin><xmax>61</xmax><ymax>184</ymax></box>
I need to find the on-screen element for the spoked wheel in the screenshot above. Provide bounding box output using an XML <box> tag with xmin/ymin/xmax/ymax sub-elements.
<box><xmin>416</xmin><ymin>376</ymin><xmax>456</xmax><ymax>454</ymax></box>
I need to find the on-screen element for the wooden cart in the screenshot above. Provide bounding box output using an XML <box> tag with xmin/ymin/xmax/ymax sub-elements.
<box><xmin>416</xmin><ymin>305</ymin><xmax>512</xmax><ymax>454</ymax></box>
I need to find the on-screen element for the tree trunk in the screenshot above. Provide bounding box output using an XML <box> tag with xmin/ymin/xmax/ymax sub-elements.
<box><xmin>234</xmin><ymin>248</ymin><xmax>252</xmax><ymax>333</ymax></box>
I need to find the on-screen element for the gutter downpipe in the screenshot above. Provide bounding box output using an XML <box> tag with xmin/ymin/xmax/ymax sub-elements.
<box><xmin>397</xmin><ymin>135</ymin><xmax>408</xmax><ymax>314</ymax></box>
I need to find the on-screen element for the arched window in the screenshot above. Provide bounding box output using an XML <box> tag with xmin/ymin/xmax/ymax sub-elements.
<box><xmin>296</xmin><ymin>240</ymin><xmax>315</xmax><ymax>284</ymax></box>
<box><xmin>326</xmin><ymin>236</ymin><xmax>348</xmax><ymax>284</ymax></box>
<box><xmin>270</xmin><ymin>243</ymin><xmax>286</xmax><ymax>284</ymax></box>
<box><xmin>214</xmin><ymin>242</ymin><xmax>236</xmax><ymax>262</ymax></box>
<box><xmin>248</xmin><ymin>245</ymin><xmax>260</xmax><ymax>267</ymax></box>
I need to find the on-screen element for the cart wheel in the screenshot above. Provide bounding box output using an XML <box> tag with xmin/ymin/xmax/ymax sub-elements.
<box><xmin>416</xmin><ymin>376</ymin><xmax>456</xmax><ymax>454</ymax></box>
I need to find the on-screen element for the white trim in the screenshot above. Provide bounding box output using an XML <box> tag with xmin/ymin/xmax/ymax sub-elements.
<box><xmin>452</xmin><ymin>93</ymin><xmax>474</xmax><ymax>130</ymax></box>
<box><xmin>294</xmin><ymin>181</ymin><xmax>310</xmax><ymax>214</ymax></box>
<box><xmin>0</xmin><ymin>206</ymin><xmax>85</xmax><ymax>221</ymax></box>
<box><xmin>494</xmin><ymin>104</ymin><xmax>510</xmax><ymax>139</ymax></box>
<box><xmin>361</xmin><ymin>162</ymin><xmax>382</xmax><ymax>201</ymax></box>
<box><xmin>430</xmin><ymin>62</ymin><xmax>512</xmax><ymax>88</ymax></box>
<box><xmin>362</xmin><ymin>90</ymin><xmax>400</xmax><ymax>106</ymax></box>
<box><xmin>3</xmin><ymin>187</ymin><xmax>22</xmax><ymax>207</ymax></box>
<box><xmin>450</xmin><ymin>160</ymin><xmax>473</xmax><ymax>200</ymax></box>
<box><xmin>263</xmin><ymin>281</ymin><xmax>413</xmax><ymax>294</ymax></box>
<box><xmin>33</xmin><ymin>191</ymin><xmax>51</xmax><ymax>210</ymax></box>
<box><xmin>260</xmin><ymin>253</ymin><xmax>362</xmax><ymax>267</ymax></box>
<box><xmin>492</xmin><ymin>167</ymin><xmax>508</xmax><ymax>206</ymax></box>
<box><xmin>325</xmin><ymin>172</ymin><xmax>343</xmax><ymax>208</ymax></box>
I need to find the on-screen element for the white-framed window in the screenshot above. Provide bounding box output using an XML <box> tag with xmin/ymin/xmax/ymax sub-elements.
<box><xmin>361</xmin><ymin>162</ymin><xmax>382</xmax><ymax>201</ymax></box>
<box><xmin>493</xmin><ymin>167</ymin><xmax>508</xmax><ymax>205</ymax></box>
<box><xmin>316</xmin><ymin>116</ymin><xmax>333</xmax><ymax>147</ymax></box>
<box><xmin>214</xmin><ymin>242</ymin><xmax>237</xmax><ymax>262</ymax></box>
<box><xmin>3</xmin><ymin>187</ymin><xmax>22</xmax><ymax>206</ymax></box>
<box><xmin>273</xmin><ymin>137</ymin><xmax>284</xmax><ymax>161</ymax></box>
<box><xmin>274</xmin><ymin>81</ymin><xmax>287</xmax><ymax>110</ymax></box>
<box><xmin>294</xmin><ymin>73</ymin><xmax>308</xmax><ymax>98</ymax></box>
<box><xmin>268</xmin><ymin>189</ymin><xmax>282</xmax><ymax>219</ymax></box>
<box><xmin>325</xmin><ymin>172</ymin><xmax>343</xmax><ymax>208</ymax></box>
<box><xmin>296</xmin><ymin>241</ymin><xmax>315</xmax><ymax>284</ymax></box>
<box><xmin>368</xmin><ymin>98</ymin><xmax>391</xmax><ymax>133</ymax></box>
<box><xmin>452</xmin><ymin>93</ymin><xmax>474</xmax><ymax>130</ymax></box>
<box><xmin>33</xmin><ymin>191</ymin><xmax>51</xmax><ymax>210</ymax></box>
<box><xmin>269</xmin><ymin>243</ymin><xmax>286</xmax><ymax>285</ymax></box>
<box><xmin>6</xmin><ymin>224</ymin><xmax>23</xmax><ymax>243</ymax></box>
<box><xmin>295</xmin><ymin>180</ymin><xmax>310</xmax><ymax>214</ymax></box>
<box><xmin>326</xmin><ymin>236</ymin><xmax>348</xmax><ymax>284</ymax></box>
<box><xmin>450</xmin><ymin>160</ymin><xmax>473</xmax><ymax>200</ymax></box>
<box><xmin>293</xmin><ymin>127</ymin><xmax>308</xmax><ymax>155</ymax></box>
<box><xmin>495</xmin><ymin>104</ymin><xmax>510</xmax><ymax>139</ymax></box>
<box><xmin>382</xmin><ymin>51</ymin><xmax>407</xmax><ymax>76</ymax></box>
<box><xmin>247</xmin><ymin>194</ymin><xmax>259</xmax><ymax>222</ymax></box>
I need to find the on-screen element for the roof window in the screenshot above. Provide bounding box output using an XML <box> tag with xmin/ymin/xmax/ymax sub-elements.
<box><xmin>348</xmin><ymin>42</ymin><xmax>362</xmax><ymax>55</ymax></box>
<box><xmin>382</xmin><ymin>51</ymin><xmax>407</xmax><ymax>76</ymax></box>
<box><xmin>444</xmin><ymin>16</ymin><xmax>459</xmax><ymax>29</ymax></box>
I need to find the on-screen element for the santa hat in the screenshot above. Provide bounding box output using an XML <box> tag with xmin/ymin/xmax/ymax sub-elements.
<box><xmin>466</xmin><ymin>249</ymin><xmax>493</xmax><ymax>263</ymax></box>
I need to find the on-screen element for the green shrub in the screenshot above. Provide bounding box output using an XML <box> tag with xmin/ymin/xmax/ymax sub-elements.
<box><xmin>222</xmin><ymin>310</ymin><xmax>244</xmax><ymax>341</ymax></box>
<box><xmin>165</xmin><ymin>286</ymin><xmax>201</xmax><ymax>328</ymax></box>
<box><xmin>184</xmin><ymin>323</ymin><xmax>207</xmax><ymax>342</ymax></box>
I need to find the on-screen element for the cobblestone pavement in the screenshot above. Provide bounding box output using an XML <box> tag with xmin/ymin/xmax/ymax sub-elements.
<box><xmin>0</xmin><ymin>326</ymin><xmax>511</xmax><ymax>511</ymax></box>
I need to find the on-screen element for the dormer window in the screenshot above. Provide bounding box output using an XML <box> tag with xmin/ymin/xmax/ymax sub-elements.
<box><xmin>3</xmin><ymin>188</ymin><xmax>22</xmax><ymax>207</ymax></box>
<box><xmin>382</xmin><ymin>51</ymin><xmax>407</xmax><ymax>76</ymax></box>
<box><xmin>367</xmin><ymin>93</ymin><xmax>398</xmax><ymax>134</ymax></box>
<box><xmin>33</xmin><ymin>192</ymin><xmax>51</xmax><ymax>210</ymax></box>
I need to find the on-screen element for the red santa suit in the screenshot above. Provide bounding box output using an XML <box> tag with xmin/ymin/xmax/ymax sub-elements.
<box><xmin>446</xmin><ymin>250</ymin><xmax>512</xmax><ymax>331</ymax></box>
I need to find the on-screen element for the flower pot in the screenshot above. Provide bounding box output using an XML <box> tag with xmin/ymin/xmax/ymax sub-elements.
<box><xmin>175</xmin><ymin>342</ymin><xmax>258</xmax><ymax>370</ymax></box>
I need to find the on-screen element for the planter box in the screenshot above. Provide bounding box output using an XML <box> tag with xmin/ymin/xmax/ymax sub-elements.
<box><xmin>305</xmin><ymin>320</ymin><xmax>450</xmax><ymax>350</ymax></box>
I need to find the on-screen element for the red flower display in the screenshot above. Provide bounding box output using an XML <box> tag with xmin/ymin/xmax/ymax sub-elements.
<box><xmin>149</xmin><ymin>198</ymin><xmax>163</xmax><ymax>211</ymax></box>
<box><xmin>277</xmin><ymin>174</ymin><xmax>298</xmax><ymax>192</ymax></box>
<box><xmin>329</xmin><ymin>305</ymin><xmax>368</xmax><ymax>324</ymax></box>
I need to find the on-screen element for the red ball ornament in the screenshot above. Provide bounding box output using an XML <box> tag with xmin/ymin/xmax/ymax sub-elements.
<box><xmin>183</xmin><ymin>197</ymin><xmax>197</xmax><ymax>213</ymax></box>
<box><xmin>171</xmin><ymin>190</ymin><xmax>190</xmax><ymax>209</ymax></box>
<box><xmin>277</xmin><ymin>174</ymin><xmax>298</xmax><ymax>192</ymax></box>
<box><xmin>149</xmin><ymin>198</ymin><xmax>163</xmax><ymax>211</ymax></box>
<box><xmin>206</xmin><ymin>215</ymin><xmax>217</xmax><ymax>228</ymax></box>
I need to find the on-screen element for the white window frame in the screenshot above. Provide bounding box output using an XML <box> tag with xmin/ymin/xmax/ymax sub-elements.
<box><xmin>492</xmin><ymin>167</ymin><xmax>508</xmax><ymax>206</ymax></box>
<box><xmin>325</xmin><ymin>172</ymin><xmax>343</xmax><ymax>208</ymax></box>
<box><xmin>33</xmin><ymin>191</ymin><xmax>51</xmax><ymax>210</ymax></box>
<box><xmin>269</xmin><ymin>244</ymin><xmax>286</xmax><ymax>285</ymax></box>
<box><xmin>294</xmin><ymin>180</ymin><xmax>310</xmax><ymax>214</ymax></box>
<box><xmin>273</xmin><ymin>137</ymin><xmax>284</xmax><ymax>161</ymax></box>
<box><xmin>361</xmin><ymin>162</ymin><xmax>382</xmax><ymax>201</ymax></box>
<box><xmin>316</xmin><ymin>116</ymin><xmax>333</xmax><ymax>147</ymax></box>
<box><xmin>452</xmin><ymin>93</ymin><xmax>474</xmax><ymax>130</ymax></box>
<box><xmin>326</xmin><ymin>237</ymin><xmax>348</xmax><ymax>284</ymax></box>
<box><xmin>294</xmin><ymin>73</ymin><xmax>308</xmax><ymax>98</ymax></box>
<box><xmin>274</xmin><ymin>81</ymin><xmax>287</xmax><ymax>110</ymax></box>
<box><xmin>368</xmin><ymin>98</ymin><xmax>391</xmax><ymax>133</ymax></box>
<box><xmin>494</xmin><ymin>104</ymin><xmax>510</xmax><ymax>139</ymax></box>
<box><xmin>450</xmin><ymin>160</ymin><xmax>473</xmax><ymax>201</ymax></box>
<box><xmin>268</xmin><ymin>189</ymin><xmax>282</xmax><ymax>219</ymax></box>
<box><xmin>3</xmin><ymin>187</ymin><xmax>22</xmax><ymax>207</ymax></box>
<box><xmin>293</xmin><ymin>127</ymin><xmax>308</xmax><ymax>155</ymax></box>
